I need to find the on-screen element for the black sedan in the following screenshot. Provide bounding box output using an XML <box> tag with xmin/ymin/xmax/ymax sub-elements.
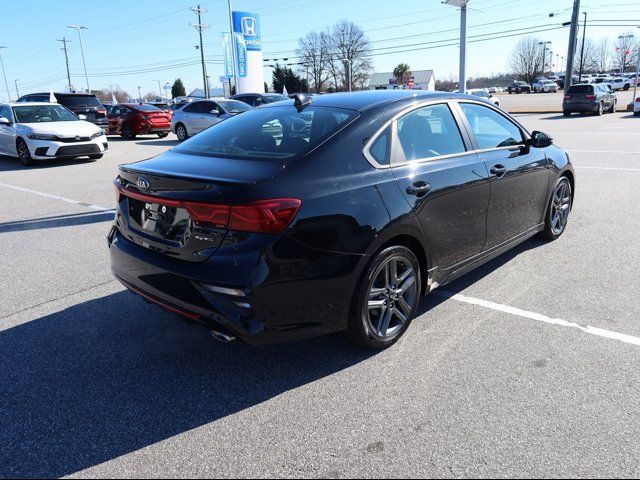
<box><xmin>507</xmin><ymin>81</ymin><xmax>531</xmax><ymax>94</ymax></box>
<box><xmin>108</xmin><ymin>91</ymin><xmax>574</xmax><ymax>349</ymax></box>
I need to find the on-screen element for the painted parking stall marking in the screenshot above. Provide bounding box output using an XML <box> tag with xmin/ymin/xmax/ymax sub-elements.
<box><xmin>0</xmin><ymin>182</ymin><xmax>114</xmax><ymax>212</ymax></box>
<box><xmin>435</xmin><ymin>290</ymin><xmax>640</xmax><ymax>348</ymax></box>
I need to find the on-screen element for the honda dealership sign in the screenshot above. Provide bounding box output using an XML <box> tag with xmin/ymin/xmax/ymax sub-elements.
<box><xmin>232</xmin><ymin>11</ymin><xmax>264</xmax><ymax>93</ymax></box>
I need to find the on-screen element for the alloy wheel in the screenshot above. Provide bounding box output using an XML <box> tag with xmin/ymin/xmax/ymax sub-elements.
<box><xmin>550</xmin><ymin>179</ymin><xmax>572</xmax><ymax>236</ymax></box>
<box><xmin>17</xmin><ymin>140</ymin><xmax>32</xmax><ymax>166</ymax></box>
<box><xmin>176</xmin><ymin>125</ymin><xmax>187</xmax><ymax>141</ymax></box>
<box><xmin>365</xmin><ymin>255</ymin><xmax>418</xmax><ymax>340</ymax></box>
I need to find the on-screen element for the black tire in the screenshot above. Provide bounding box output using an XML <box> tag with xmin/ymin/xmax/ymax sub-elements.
<box><xmin>175</xmin><ymin>123</ymin><xmax>188</xmax><ymax>142</ymax></box>
<box><xmin>89</xmin><ymin>154</ymin><xmax>103</xmax><ymax>160</ymax></box>
<box><xmin>157</xmin><ymin>132</ymin><xmax>169</xmax><ymax>138</ymax></box>
<box><xmin>596</xmin><ymin>102</ymin><xmax>604</xmax><ymax>116</ymax></box>
<box><xmin>346</xmin><ymin>246</ymin><xmax>421</xmax><ymax>349</ymax></box>
<box><xmin>121</xmin><ymin>123</ymin><xmax>136</xmax><ymax>140</ymax></box>
<box><xmin>16</xmin><ymin>138</ymin><xmax>33</xmax><ymax>166</ymax></box>
<box><xmin>540</xmin><ymin>176</ymin><xmax>573</xmax><ymax>241</ymax></box>
<box><xmin>624</xmin><ymin>84</ymin><xmax>630</xmax><ymax>91</ymax></box>
<box><xmin>610</xmin><ymin>101</ymin><xmax>617</xmax><ymax>113</ymax></box>
<box><xmin>634</xmin><ymin>111</ymin><xmax>640</xmax><ymax>117</ymax></box>
<box><xmin>563</xmin><ymin>111</ymin><xmax>571</xmax><ymax>117</ymax></box>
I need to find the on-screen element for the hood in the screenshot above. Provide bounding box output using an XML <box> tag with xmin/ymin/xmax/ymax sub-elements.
<box><xmin>19</xmin><ymin>120</ymin><xmax>102</xmax><ymax>137</ymax></box>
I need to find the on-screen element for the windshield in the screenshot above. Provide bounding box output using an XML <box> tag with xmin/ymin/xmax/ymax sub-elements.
<box><xmin>12</xmin><ymin>105</ymin><xmax>79</xmax><ymax>123</ymax></box>
<box><xmin>472</xmin><ymin>91</ymin><xmax>489</xmax><ymax>97</ymax></box>
<box><xmin>217</xmin><ymin>100</ymin><xmax>252</xmax><ymax>114</ymax></box>
<box><xmin>174</xmin><ymin>105</ymin><xmax>359</xmax><ymax>160</ymax></box>
<box><xmin>55</xmin><ymin>95</ymin><xmax>102</xmax><ymax>108</ymax></box>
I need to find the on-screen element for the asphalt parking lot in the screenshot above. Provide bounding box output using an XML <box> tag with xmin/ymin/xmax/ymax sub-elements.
<box><xmin>1</xmin><ymin>112</ymin><xmax>640</xmax><ymax>478</ymax></box>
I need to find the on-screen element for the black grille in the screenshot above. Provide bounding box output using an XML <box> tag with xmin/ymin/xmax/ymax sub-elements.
<box><xmin>56</xmin><ymin>144</ymin><xmax>100</xmax><ymax>156</ymax></box>
<box><xmin>58</xmin><ymin>136</ymin><xmax>91</xmax><ymax>143</ymax></box>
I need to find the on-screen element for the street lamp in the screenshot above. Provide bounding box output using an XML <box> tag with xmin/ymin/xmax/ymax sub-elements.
<box><xmin>443</xmin><ymin>0</ymin><xmax>469</xmax><ymax>94</ymax></box>
<box><xmin>67</xmin><ymin>25</ymin><xmax>90</xmax><ymax>93</ymax></box>
<box><xmin>14</xmin><ymin>79</ymin><xmax>19</xmax><ymax>98</ymax></box>
<box><xmin>538</xmin><ymin>41</ymin><xmax>552</xmax><ymax>77</ymax></box>
<box><xmin>0</xmin><ymin>46</ymin><xmax>11</xmax><ymax>102</ymax></box>
<box><xmin>153</xmin><ymin>79</ymin><xmax>162</xmax><ymax>101</ymax></box>
<box><xmin>617</xmin><ymin>34</ymin><xmax>634</xmax><ymax>74</ymax></box>
<box><xmin>138</xmin><ymin>85</ymin><xmax>142</xmax><ymax>103</ymax></box>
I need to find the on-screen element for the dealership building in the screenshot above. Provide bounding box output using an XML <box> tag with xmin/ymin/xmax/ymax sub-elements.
<box><xmin>368</xmin><ymin>70</ymin><xmax>436</xmax><ymax>91</ymax></box>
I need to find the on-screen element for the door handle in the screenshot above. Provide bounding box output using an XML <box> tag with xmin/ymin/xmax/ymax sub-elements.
<box><xmin>406</xmin><ymin>182</ymin><xmax>431</xmax><ymax>197</ymax></box>
<box><xmin>490</xmin><ymin>164</ymin><xmax>508</xmax><ymax>176</ymax></box>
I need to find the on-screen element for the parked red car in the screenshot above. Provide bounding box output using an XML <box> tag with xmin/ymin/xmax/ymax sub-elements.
<box><xmin>107</xmin><ymin>103</ymin><xmax>171</xmax><ymax>139</ymax></box>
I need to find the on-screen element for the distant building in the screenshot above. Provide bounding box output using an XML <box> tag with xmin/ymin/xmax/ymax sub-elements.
<box><xmin>368</xmin><ymin>70</ymin><xmax>436</xmax><ymax>91</ymax></box>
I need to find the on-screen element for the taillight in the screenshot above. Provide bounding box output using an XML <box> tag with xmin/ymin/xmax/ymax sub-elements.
<box><xmin>229</xmin><ymin>199</ymin><xmax>302</xmax><ymax>234</ymax></box>
<box><xmin>585</xmin><ymin>95</ymin><xmax>596</xmax><ymax>100</ymax></box>
<box><xmin>115</xmin><ymin>183</ymin><xmax>300</xmax><ymax>234</ymax></box>
<box><xmin>98</xmin><ymin>108</ymin><xmax>107</xmax><ymax>115</ymax></box>
<box><xmin>636</xmin><ymin>97</ymin><xmax>640</xmax><ymax>103</ymax></box>
<box><xmin>564</xmin><ymin>95</ymin><xmax>570</xmax><ymax>100</ymax></box>
<box><xmin>140</xmin><ymin>114</ymin><xmax>150</xmax><ymax>121</ymax></box>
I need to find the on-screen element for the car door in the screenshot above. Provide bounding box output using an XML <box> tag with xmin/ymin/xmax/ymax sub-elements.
<box><xmin>187</xmin><ymin>101</ymin><xmax>214</xmax><ymax>134</ymax></box>
<box><xmin>0</xmin><ymin>105</ymin><xmax>16</xmax><ymax>155</ymax></box>
<box><xmin>201</xmin><ymin>101</ymin><xmax>226</xmax><ymax>130</ymax></box>
<box><xmin>386</xmin><ymin>101</ymin><xmax>491</xmax><ymax>269</ymax></box>
<box><xmin>456</xmin><ymin>101</ymin><xmax>551</xmax><ymax>249</ymax></box>
<box><xmin>107</xmin><ymin>106</ymin><xmax>122</xmax><ymax>134</ymax></box>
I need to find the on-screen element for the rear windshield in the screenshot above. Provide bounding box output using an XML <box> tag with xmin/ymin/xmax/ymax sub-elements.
<box><xmin>217</xmin><ymin>100</ymin><xmax>251</xmax><ymax>114</ymax></box>
<box><xmin>173</xmin><ymin>105</ymin><xmax>358</xmax><ymax>159</ymax></box>
<box><xmin>56</xmin><ymin>95</ymin><xmax>102</xmax><ymax>108</ymax></box>
<box><xmin>132</xmin><ymin>104</ymin><xmax>162</xmax><ymax>112</ymax></box>
<box><xmin>567</xmin><ymin>85</ymin><xmax>593</xmax><ymax>94</ymax></box>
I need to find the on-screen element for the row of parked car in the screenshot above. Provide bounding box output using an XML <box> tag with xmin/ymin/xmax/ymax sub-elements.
<box><xmin>505</xmin><ymin>72</ymin><xmax>639</xmax><ymax>94</ymax></box>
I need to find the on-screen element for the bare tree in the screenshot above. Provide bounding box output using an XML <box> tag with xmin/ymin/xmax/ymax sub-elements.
<box><xmin>508</xmin><ymin>36</ymin><xmax>543</xmax><ymax>84</ymax></box>
<box><xmin>327</xmin><ymin>20</ymin><xmax>373</xmax><ymax>91</ymax></box>
<box><xmin>296</xmin><ymin>31</ymin><xmax>331</xmax><ymax>93</ymax></box>
<box><xmin>613</xmin><ymin>33</ymin><xmax>640</xmax><ymax>73</ymax></box>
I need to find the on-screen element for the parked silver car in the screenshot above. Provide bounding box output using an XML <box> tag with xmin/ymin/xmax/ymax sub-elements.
<box><xmin>171</xmin><ymin>98</ymin><xmax>252</xmax><ymax>141</ymax></box>
<box><xmin>532</xmin><ymin>79</ymin><xmax>559</xmax><ymax>93</ymax></box>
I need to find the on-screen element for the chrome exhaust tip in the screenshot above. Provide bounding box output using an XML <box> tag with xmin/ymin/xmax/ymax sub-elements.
<box><xmin>210</xmin><ymin>329</ymin><xmax>236</xmax><ymax>343</ymax></box>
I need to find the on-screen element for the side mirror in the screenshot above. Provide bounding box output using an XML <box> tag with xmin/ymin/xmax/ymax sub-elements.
<box><xmin>530</xmin><ymin>131</ymin><xmax>553</xmax><ymax>148</ymax></box>
<box><xmin>210</xmin><ymin>109</ymin><xmax>220</xmax><ymax>116</ymax></box>
<box><xmin>78</xmin><ymin>114</ymin><xmax>87</xmax><ymax>120</ymax></box>
<box><xmin>0</xmin><ymin>116</ymin><xmax>10</xmax><ymax>125</ymax></box>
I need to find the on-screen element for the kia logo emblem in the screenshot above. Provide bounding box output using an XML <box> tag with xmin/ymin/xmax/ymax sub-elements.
<box><xmin>137</xmin><ymin>178</ymin><xmax>150</xmax><ymax>189</ymax></box>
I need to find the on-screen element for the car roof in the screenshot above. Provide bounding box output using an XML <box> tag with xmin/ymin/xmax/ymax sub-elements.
<box><xmin>22</xmin><ymin>92</ymin><xmax>96</xmax><ymax>96</ymax></box>
<box><xmin>2</xmin><ymin>102</ymin><xmax>60</xmax><ymax>107</ymax></box>
<box><xmin>259</xmin><ymin>90</ymin><xmax>480</xmax><ymax>112</ymax></box>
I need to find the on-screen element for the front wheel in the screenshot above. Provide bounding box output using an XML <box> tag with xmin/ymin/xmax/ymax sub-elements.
<box><xmin>16</xmin><ymin>138</ymin><xmax>33</xmax><ymax>166</ymax></box>
<box><xmin>347</xmin><ymin>246</ymin><xmax>421</xmax><ymax>349</ymax></box>
<box><xmin>624</xmin><ymin>84</ymin><xmax>630</xmax><ymax>91</ymax></box>
<box><xmin>540</xmin><ymin>176</ymin><xmax>572</xmax><ymax>241</ymax></box>
<box><xmin>596</xmin><ymin>102</ymin><xmax>604</xmax><ymax>116</ymax></box>
<box><xmin>175</xmin><ymin>123</ymin><xmax>188</xmax><ymax>141</ymax></box>
<box><xmin>611</xmin><ymin>101</ymin><xmax>617</xmax><ymax>113</ymax></box>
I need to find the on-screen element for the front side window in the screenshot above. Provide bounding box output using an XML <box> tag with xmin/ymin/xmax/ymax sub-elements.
<box><xmin>0</xmin><ymin>105</ymin><xmax>12</xmax><ymax>121</ymax></box>
<box><xmin>396</xmin><ymin>103</ymin><xmax>466</xmax><ymax>161</ymax></box>
<box><xmin>460</xmin><ymin>103</ymin><xmax>523</xmax><ymax>150</ymax></box>
<box><xmin>174</xmin><ymin>105</ymin><xmax>358</xmax><ymax>160</ymax></box>
<box><xmin>12</xmin><ymin>105</ymin><xmax>79</xmax><ymax>123</ymax></box>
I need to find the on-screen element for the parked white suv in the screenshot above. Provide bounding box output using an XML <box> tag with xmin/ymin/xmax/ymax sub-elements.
<box><xmin>532</xmin><ymin>79</ymin><xmax>559</xmax><ymax>93</ymax></box>
<box><xmin>607</xmin><ymin>77</ymin><xmax>632</xmax><ymax>91</ymax></box>
<box><xmin>0</xmin><ymin>102</ymin><xmax>108</xmax><ymax>166</ymax></box>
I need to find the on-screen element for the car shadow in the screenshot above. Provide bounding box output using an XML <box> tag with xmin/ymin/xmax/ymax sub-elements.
<box><xmin>0</xmin><ymin>291</ymin><xmax>376</xmax><ymax>478</ymax></box>
<box><xmin>134</xmin><ymin>139</ymin><xmax>179</xmax><ymax>147</ymax></box>
<box><xmin>0</xmin><ymin>210</ymin><xmax>115</xmax><ymax>233</ymax></box>
<box><xmin>0</xmin><ymin>155</ymin><xmax>97</xmax><ymax>172</ymax></box>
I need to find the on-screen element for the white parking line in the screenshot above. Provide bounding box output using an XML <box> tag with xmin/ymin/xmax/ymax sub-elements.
<box><xmin>568</xmin><ymin>149</ymin><xmax>640</xmax><ymax>155</ymax></box>
<box><xmin>574</xmin><ymin>166</ymin><xmax>640</xmax><ymax>172</ymax></box>
<box><xmin>0</xmin><ymin>182</ymin><xmax>114</xmax><ymax>212</ymax></box>
<box><xmin>436</xmin><ymin>291</ymin><xmax>640</xmax><ymax>347</ymax></box>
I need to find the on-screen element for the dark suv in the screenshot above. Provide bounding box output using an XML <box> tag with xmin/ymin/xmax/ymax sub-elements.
<box><xmin>563</xmin><ymin>84</ymin><xmax>616</xmax><ymax>116</ymax></box>
<box><xmin>507</xmin><ymin>81</ymin><xmax>531</xmax><ymax>94</ymax></box>
<box><xmin>16</xmin><ymin>92</ymin><xmax>109</xmax><ymax>131</ymax></box>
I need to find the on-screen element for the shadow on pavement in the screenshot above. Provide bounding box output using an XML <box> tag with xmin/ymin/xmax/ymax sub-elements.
<box><xmin>0</xmin><ymin>210</ymin><xmax>115</xmax><ymax>233</ymax></box>
<box><xmin>134</xmin><ymin>139</ymin><xmax>179</xmax><ymax>147</ymax></box>
<box><xmin>0</xmin><ymin>291</ymin><xmax>375</xmax><ymax>478</ymax></box>
<box><xmin>0</xmin><ymin>155</ymin><xmax>97</xmax><ymax>172</ymax></box>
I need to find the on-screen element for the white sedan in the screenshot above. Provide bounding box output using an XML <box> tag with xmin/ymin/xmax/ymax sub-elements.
<box><xmin>0</xmin><ymin>102</ymin><xmax>108</xmax><ymax>166</ymax></box>
<box><xmin>466</xmin><ymin>89</ymin><xmax>501</xmax><ymax>107</ymax></box>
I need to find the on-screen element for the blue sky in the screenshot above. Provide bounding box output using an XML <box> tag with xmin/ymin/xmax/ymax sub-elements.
<box><xmin>0</xmin><ymin>0</ymin><xmax>638</xmax><ymax>100</ymax></box>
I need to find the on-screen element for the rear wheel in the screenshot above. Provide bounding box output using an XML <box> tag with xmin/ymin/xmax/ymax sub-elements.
<box><xmin>16</xmin><ymin>138</ymin><xmax>33</xmax><ymax>166</ymax></box>
<box><xmin>624</xmin><ymin>84</ymin><xmax>630</xmax><ymax>91</ymax></box>
<box><xmin>347</xmin><ymin>246</ymin><xmax>421</xmax><ymax>349</ymax></box>
<box><xmin>563</xmin><ymin>111</ymin><xmax>571</xmax><ymax>117</ymax></box>
<box><xmin>157</xmin><ymin>132</ymin><xmax>169</xmax><ymax>138</ymax></box>
<box><xmin>122</xmin><ymin>123</ymin><xmax>136</xmax><ymax>140</ymax></box>
<box><xmin>175</xmin><ymin>123</ymin><xmax>188</xmax><ymax>141</ymax></box>
<box><xmin>610</xmin><ymin>100</ymin><xmax>617</xmax><ymax>113</ymax></box>
<box><xmin>540</xmin><ymin>176</ymin><xmax>572</xmax><ymax>241</ymax></box>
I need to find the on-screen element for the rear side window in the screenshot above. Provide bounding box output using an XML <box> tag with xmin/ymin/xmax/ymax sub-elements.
<box><xmin>396</xmin><ymin>103</ymin><xmax>466</xmax><ymax>161</ymax></box>
<box><xmin>566</xmin><ymin>85</ymin><xmax>593</xmax><ymax>95</ymax></box>
<box><xmin>174</xmin><ymin>106</ymin><xmax>358</xmax><ymax>159</ymax></box>
<box><xmin>56</xmin><ymin>95</ymin><xmax>102</xmax><ymax>108</ymax></box>
<box><xmin>368</xmin><ymin>126</ymin><xmax>391</xmax><ymax>166</ymax></box>
<box><xmin>460</xmin><ymin>103</ymin><xmax>523</xmax><ymax>150</ymax></box>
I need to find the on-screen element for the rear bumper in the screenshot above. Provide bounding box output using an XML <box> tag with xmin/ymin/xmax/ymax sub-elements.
<box><xmin>108</xmin><ymin>227</ymin><xmax>363</xmax><ymax>345</ymax></box>
<box><xmin>563</xmin><ymin>102</ymin><xmax>598</xmax><ymax>113</ymax></box>
<box><xmin>136</xmin><ymin>122</ymin><xmax>171</xmax><ymax>135</ymax></box>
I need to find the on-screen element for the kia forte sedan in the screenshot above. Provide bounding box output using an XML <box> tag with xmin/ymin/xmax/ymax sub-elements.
<box><xmin>108</xmin><ymin>91</ymin><xmax>574</xmax><ymax>349</ymax></box>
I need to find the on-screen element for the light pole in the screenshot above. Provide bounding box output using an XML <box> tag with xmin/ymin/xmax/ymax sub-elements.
<box><xmin>14</xmin><ymin>79</ymin><xmax>19</xmax><ymax>98</ymax></box>
<box><xmin>0</xmin><ymin>46</ymin><xmax>10</xmax><ymax>102</ymax></box>
<box><xmin>164</xmin><ymin>82</ymin><xmax>171</xmax><ymax>100</ymax></box>
<box><xmin>138</xmin><ymin>85</ymin><xmax>142</xmax><ymax>102</ymax></box>
<box><xmin>342</xmin><ymin>58</ymin><xmax>352</xmax><ymax>92</ymax></box>
<box><xmin>153</xmin><ymin>79</ymin><xmax>162</xmax><ymax>100</ymax></box>
<box><xmin>632</xmin><ymin>46</ymin><xmax>640</xmax><ymax>111</ymax></box>
<box><xmin>444</xmin><ymin>0</ymin><xmax>469</xmax><ymax>94</ymax></box>
<box><xmin>617</xmin><ymin>34</ymin><xmax>634</xmax><ymax>74</ymax></box>
<box><xmin>67</xmin><ymin>25</ymin><xmax>90</xmax><ymax>93</ymax></box>
<box><xmin>538</xmin><ymin>41</ymin><xmax>552</xmax><ymax>77</ymax></box>
<box><xmin>578</xmin><ymin>12</ymin><xmax>587</xmax><ymax>82</ymax></box>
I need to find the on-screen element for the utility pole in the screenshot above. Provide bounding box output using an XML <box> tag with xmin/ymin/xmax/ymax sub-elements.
<box><xmin>57</xmin><ymin>37</ymin><xmax>72</xmax><ymax>92</ymax></box>
<box><xmin>191</xmin><ymin>5</ymin><xmax>209</xmax><ymax>99</ymax></box>
<box><xmin>632</xmin><ymin>47</ymin><xmax>640</xmax><ymax>110</ymax></box>
<box><xmin>138</xmin><ymin>85</ymin><xmax>142</xmax><ymax>102</ymax></box>
<box><xmin>539</xmin><ymin>41</ymin><xmax>551</xmax><ymax>76</ymax></box>
<box><xmin>578</xmin><ymin>12</ymin><xmax>587</xmax><ymax>82</ymax></box>
<box><xmin>0</xmin><ymin>46</ymin><xmax>10</xmax><ymax>102</ymax></box>
<box><xmin>67</xmin><ymin>26</ymin><xmax>90</xmax><ymax>93</ymax></box>
<box><xmin>14</xmin><ymin>79</ymin><xmax>19</xmax><ymax>98</ymax></box>
<box><xmin>564</xmin><ymin>0</ymin><xmax>581</xmax><ymax>91</ymax></box>
<box><xmin>443</xmin><ymin>1</ymin><xmax>468</xmax><ymax>94</ymax></box>
<box><xmin>227</xmin><ymin>0</ymin><xmax>239</xmax><ymax>95</ymax></box>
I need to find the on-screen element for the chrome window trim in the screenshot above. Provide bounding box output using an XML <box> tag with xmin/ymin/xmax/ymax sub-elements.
<box><xmin>362</xmin><ymin>98</ymin><xmax>532</xmax><ymax>170</ymax></box>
